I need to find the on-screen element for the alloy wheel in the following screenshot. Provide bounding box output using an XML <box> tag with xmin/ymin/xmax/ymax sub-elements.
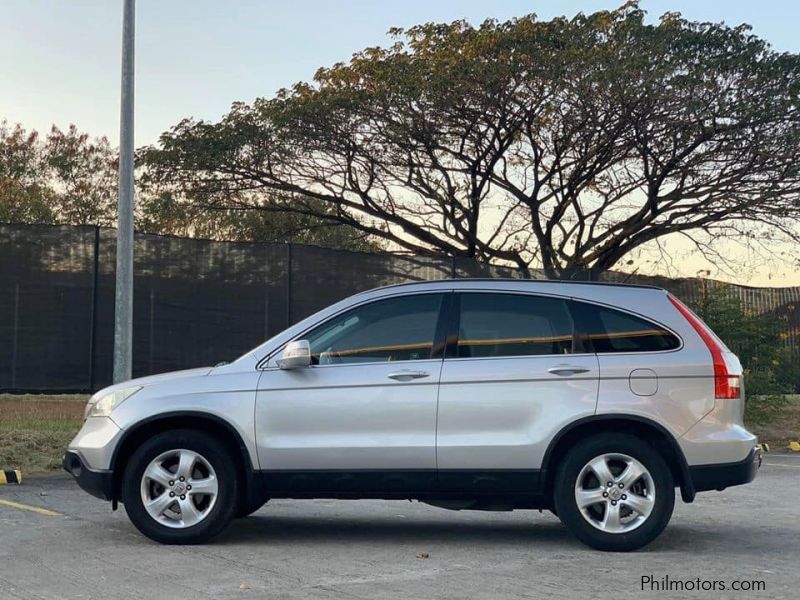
<box><xmin>140</xmin><ymin>449</ymin><xmax>218</xmax><ymax>529</ymax></box>
<box><xmin>574</xmin><ymin>452</ymin><xmax>655</xmax><ymax>534</ymax></box>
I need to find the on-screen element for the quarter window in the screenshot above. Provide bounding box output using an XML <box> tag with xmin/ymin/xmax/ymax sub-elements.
<box><xmin>456</xmin><ymin>293</ymin><xmax>574</xmax><ymax>358</ymax></box>
<box><xmin>304</xmin><ymin>294</ymin><xmax>443</xmax><ymax>365</ymax></box>
<box><xmin>572</xmin><ymin>301</ymin><xmax>680</xmax><ymax>353</ymax></box>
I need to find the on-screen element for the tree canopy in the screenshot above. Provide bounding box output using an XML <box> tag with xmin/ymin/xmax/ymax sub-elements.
<box><xmin>0</xmin><ymin>121</ymin><xmax>378</xmax><ymax>251</ymax></box>
<box><xmin>0</xmin><ymin>122</ymin><xmax>117</xmax><ymax>226</ymax></box>
<box><xmin>143</xmin><ymin>2</ymin><xmax>800</xmax><ymax>278</ymax></box>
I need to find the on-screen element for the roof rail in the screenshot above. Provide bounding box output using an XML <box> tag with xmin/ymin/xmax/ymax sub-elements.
<box><xmin>357</xmin><ymin>278</ymin><xmax>664</xmax><ymax>295</ymax></box>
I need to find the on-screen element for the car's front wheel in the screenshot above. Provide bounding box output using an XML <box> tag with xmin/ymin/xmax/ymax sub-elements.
<box><xmin>554</xmin><ymin>433</ymin><xmax>674</xmax><ymax>551</ymax></box>
<box><xmin>121</xmin><ymin>429</ymin><xmax>239</xmax><ymax>544</ymax></box>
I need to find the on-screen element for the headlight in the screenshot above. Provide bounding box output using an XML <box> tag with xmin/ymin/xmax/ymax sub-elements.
<box><xmin>85</xmin><ymin>387</ymin><xmax>141</xmax><ymax>418</ymax></box>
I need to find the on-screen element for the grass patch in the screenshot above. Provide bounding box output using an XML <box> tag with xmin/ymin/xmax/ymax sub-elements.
<box><xmin>748</xmin><ymin>395</ymin><xmax>800</xmax><ymax>449</ymax></box>
<box><xmin>0</xmin><ymin>394</ymin><xmax>87</xmax><ymax>473</ymax></box>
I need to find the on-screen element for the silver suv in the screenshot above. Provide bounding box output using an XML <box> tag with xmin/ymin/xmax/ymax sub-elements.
<box><xmin>65</xmin><ymin>280</ymin><xmax>760</xmax><ymax>551</ymax></box>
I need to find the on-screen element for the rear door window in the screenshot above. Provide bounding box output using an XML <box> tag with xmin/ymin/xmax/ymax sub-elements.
<box><xmin>571</xmin><ymin>301</ymin><xmax>680</xmax><ymax>353</ymax></box>
<box><xmin>455</xmin><ymin>293</ymin><xmax>574</xmax><ymax>358</ymax></box>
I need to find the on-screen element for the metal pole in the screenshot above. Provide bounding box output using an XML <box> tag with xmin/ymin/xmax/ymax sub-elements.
<box><xmin>113</xmin><ymin>0</ymin><xmax>135</xmax><ymax>383</ymax></box>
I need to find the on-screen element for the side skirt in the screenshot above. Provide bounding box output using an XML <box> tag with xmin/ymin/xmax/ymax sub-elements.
<box><xmin>256</xmin><ymin>469</ymin><xmax>545</xmax><ymax>505</ymax></box>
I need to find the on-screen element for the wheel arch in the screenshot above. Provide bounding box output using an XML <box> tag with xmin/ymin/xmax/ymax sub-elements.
<box><xmin>110</xmin><ymin>411</ymin><xmax>262</xmax><ymax>508</ymax></box>
<box><xmin>541</xmin><ymin>414</ymin><xmax>696</xmax><ymax>503</ymax></box>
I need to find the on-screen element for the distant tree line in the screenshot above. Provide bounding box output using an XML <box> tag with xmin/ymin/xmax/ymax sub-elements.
<box><xmin>0</xmin><ymin>121</ymin><xmax>378</xmax><ymax>251</ymax></box>
<box><xmin>0</xmin><ymin>122</ymin><xmax>116</xmax><ymax>226</ymax></box>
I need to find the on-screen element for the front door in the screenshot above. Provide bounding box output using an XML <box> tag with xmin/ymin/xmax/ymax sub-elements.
<box><xmin>255</xmin><ymin>292</ymin><xmax>447</xmax><ymax>496</ymax></box>
<box><xmin>436</xmin><ymin>291</ymin><xmax>600</xmax><ymax>493</ymax></box>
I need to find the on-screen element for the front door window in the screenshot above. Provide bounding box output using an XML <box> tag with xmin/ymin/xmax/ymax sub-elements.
<box><xmin>305</xmin><ymin>293</ymin><xmax>444</xmax><ymax>365</ymax></box>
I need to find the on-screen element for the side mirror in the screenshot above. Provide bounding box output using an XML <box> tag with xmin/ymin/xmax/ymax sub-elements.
<box><xmin>276</xmin><ymin>340</ymin><xmax>311</xmax><ymax>369</ymax></box>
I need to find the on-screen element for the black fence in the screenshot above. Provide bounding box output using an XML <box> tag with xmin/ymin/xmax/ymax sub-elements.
<box><xmin>1</xmin><ymin>223</ymin><xmax>798</xmax><ymax>393</ymax></box>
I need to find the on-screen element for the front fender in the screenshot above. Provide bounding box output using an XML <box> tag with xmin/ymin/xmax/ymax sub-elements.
<box><xmin>110</xmin><ymin>369</ymin><xmax>261</xmax><ymax>470</ymax></box>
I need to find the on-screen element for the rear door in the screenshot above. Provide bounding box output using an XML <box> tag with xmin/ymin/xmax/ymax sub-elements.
<box><xmin>436</xmin><ymin>291</ymin><xmax>599</xmax><ymax>493</ymax></box>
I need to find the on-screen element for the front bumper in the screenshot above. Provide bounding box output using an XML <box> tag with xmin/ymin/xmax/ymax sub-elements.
<box><xmin>66</xmin><ymin>416</ymin><xmax>123</xmax><ymax>471</ymax></box>
<box><xmin>688</xmin><ymin>446</ymin><xmax>761</xmax><ymax>492</ymax></box>
<box><xmin>63</xmin><ymin>451</ymin><xmax>114</xmax><ymax>501</ymax></box>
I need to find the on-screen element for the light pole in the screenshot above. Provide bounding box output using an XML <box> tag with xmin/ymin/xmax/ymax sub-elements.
<box><xmin>113</xmin><ymin>0</ymin><xmax>135</xmax><ymax>383</ymax></box>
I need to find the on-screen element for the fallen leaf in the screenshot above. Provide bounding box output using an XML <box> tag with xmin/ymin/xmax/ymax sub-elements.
<box><xmin>239</xmin><ymin>583</ymin><xmax>251</xmax><ymax>590</ymax></box>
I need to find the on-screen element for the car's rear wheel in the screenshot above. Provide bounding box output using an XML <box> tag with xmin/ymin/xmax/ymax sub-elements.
<box><xmin>554</xmin><ymin>433</ymin><xmax>674</xmax><ymax>551</ymax></box>
<box><xmin>122</xmin><ymin>429</ymin><xmax>239</xmax><ymax>544</ymax></box>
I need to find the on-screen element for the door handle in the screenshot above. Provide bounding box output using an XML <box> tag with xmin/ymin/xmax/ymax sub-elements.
<box><xmin>547</xmin><ymin>365</ymin><xmax>591</xmax><ymax>376</ymax></box>
<box><xmin>387</xmin><ymin>370</ymin><xmax>430</xmax><ymax>382</ymax></box>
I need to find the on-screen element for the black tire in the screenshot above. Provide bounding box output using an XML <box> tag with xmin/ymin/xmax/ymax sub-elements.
<box><xmin>122</xmin><ymin>429</ymin><xmax>239</xmax><ymax>544</ymax></box>
<box><xmin>553</xmin><ymin>433</ymin><xmax>674</xmax><ymax>552</ymax></box>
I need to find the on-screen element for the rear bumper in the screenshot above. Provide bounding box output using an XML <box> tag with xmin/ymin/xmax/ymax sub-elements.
<box><xmin>688</xmin><ymin>446</ymin><xmax>761</xmax><ymax>492</ymax></box>
<box><xmin>63</xmin><ymin>451</ymin><xmax>114</xmax><ymax>501</ymax></box>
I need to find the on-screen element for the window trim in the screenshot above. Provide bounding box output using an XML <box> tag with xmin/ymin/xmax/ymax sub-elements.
<box><xmin>568</xmin><ymin>298</ymin><xmax>684</xmax><ymax>356</ymax></box>
<box><xmin>259</xmin><ymin>290</ymin><xmax>452</xmax><ymax>370</ymax></box>
<box><xmin>258</xmin><ymin>289</ymin><xmax>684</xmax><ymax>369</ymax></box>
<box><xmin>447</xmin><ymin>291</ymin><xmax>581</xmax><ymax>361</ymax></box>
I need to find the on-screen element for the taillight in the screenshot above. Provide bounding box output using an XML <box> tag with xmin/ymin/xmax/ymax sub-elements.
<box><xmin>668</xmin><ymin>295</ymin><xmax>741</xmax><ymax>399</ymax></box>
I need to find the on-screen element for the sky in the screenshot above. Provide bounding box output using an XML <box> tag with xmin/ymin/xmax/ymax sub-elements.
<box><xmin>2</xmin><ymin>0</ymin><xmax>799</xmax><ymax>285</ymax></box>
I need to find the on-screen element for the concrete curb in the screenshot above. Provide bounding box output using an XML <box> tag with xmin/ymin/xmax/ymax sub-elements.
<box><xmin>0</xmin><ymin>470</ymin><xmax>22</xmax><ymax>485</ymax></box>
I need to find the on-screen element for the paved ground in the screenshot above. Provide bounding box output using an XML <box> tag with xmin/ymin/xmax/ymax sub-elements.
<box><xmin>1</xmin><ymin>454</ymin><xmax>799</xmax><ymax>600</ymax></box>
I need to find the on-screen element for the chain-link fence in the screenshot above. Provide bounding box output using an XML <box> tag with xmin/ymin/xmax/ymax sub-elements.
<box><xmin>1</xmin><ymin>223</ymin><xmax>798</xmax><ymax>392</ymax></box>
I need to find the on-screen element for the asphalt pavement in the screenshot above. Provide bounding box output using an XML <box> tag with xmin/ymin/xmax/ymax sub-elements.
<box><xmin>1</xmin><ymin>454</ymin><xmax>799</xmax><ymax>600</ymax></box>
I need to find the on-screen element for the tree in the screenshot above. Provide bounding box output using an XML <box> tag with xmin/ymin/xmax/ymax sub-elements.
<box><xmin>45</xmin><ymin>125</ymin><xmax>118</xmax><ymax>226</ymax></box>
<box><xmin>0</xmin><ymin>121</ymin><xmax>117</xmax><ymax>226</ymax></box>
<box><xmin>142</xmin><ymin>3</ymin><xmax>800</xmax><ymax>279</ymax></box>
<box><xmin>0</xmin><ymin>122</ymin><xmax>55</xmax><ymax>223</ymax></box>
<box><xmin>135</xmin><ymin>189</ymin><xmax>381</xmax><ymax>251</ymax></box>
<box><xmin>1</xmin><ymin>121</ymin><xmax>380</xmax><ymax>250</ymax></box>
